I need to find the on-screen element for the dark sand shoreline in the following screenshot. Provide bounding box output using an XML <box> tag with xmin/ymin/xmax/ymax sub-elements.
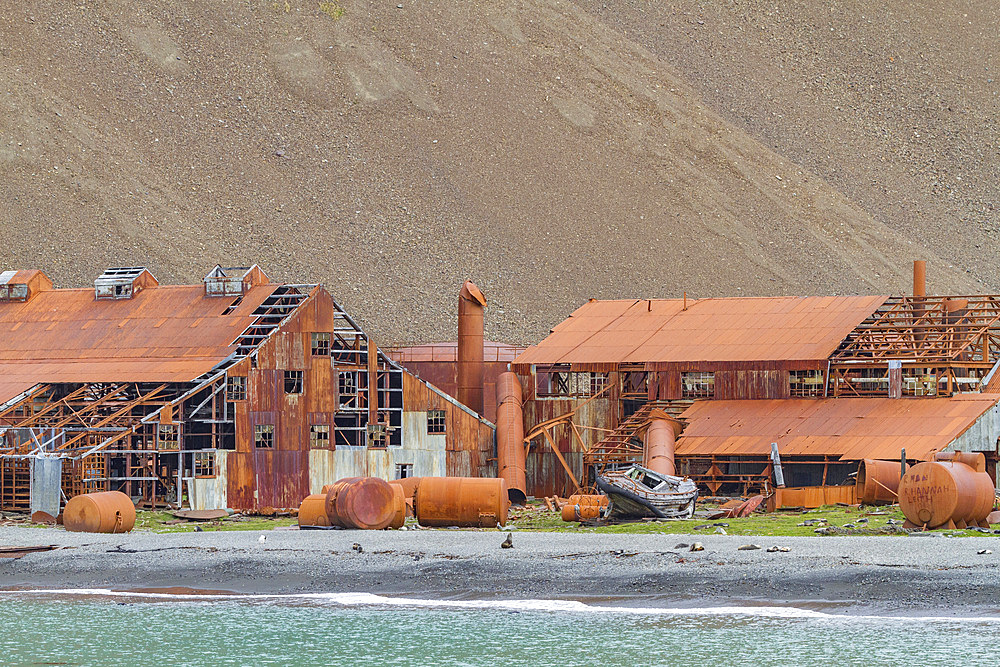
<box><xmin>3</xmin><ymin>526</ymin><xmax>1000</xmax><ymax>616</ymax></box>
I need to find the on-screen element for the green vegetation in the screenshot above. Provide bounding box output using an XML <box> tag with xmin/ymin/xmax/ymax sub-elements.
<box><xmin>133</xmin><ymin>511</ymin><xmax>296</xmax><ymax>534</ymax></box>
<box><xmin>508</xmin><ymin>502</ymin><xmax>991</xmax><ymax>537</ymax></box>
<box><xmin>318</xmin><ymin>1</ymin><xmax>345</xmax><ymax>20</ymax></box>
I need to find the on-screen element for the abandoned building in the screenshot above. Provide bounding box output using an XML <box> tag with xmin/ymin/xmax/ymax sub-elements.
<box><xmin>0</xmin><ymin>267</ymin><xmax>493</xmax><ymax>514</ymax></box>
<box><xmin>509</xmin><ymin>264</ymin><xmax>1000</xmax><ymax>498</ymax></box>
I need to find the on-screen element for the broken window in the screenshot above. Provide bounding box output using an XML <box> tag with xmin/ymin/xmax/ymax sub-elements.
<box><xmin>0</xmin><ymin>284</ymin><xmax>28</xmax><ymax>302</ymax></box>
<box><xmin>194</xmin><ymin>452</ymin><xmax>216</xmax><ymax>478</ymax></box>
<box><xmin>396</xmin><ymin>463</ymin><xmax>414</xmax><ymax>479</ymax></box>
<box><xmin>536</xmin><ymin>369</ymin><xmax>609</xmax><ymax>398</ymax></box>
<box><xmin>254</xmin><ymin>424</ymin><xmax>274</xmax><ymax>448</ymax></box>
<box><xmin>311</xmin><ymin>332</ymin><xmax>331</xmax><ymax>356</ymax></box>
<box><xmin>284</xmin><ymin>370</ymin><xmax>303</xmax><ymax>394</ymax></box>
<box><xmin>338</xmin><ymin>372</ymin><xmax>357</xmax><ymax>406</ymax></box>
<box><xmin>903</xmin><ymin>368</ymin><xmax>938</xmax><ymax>396</ymax></box>
<box><xmin>427</xmin><ymin>409</ymin><xmax>446</xmax><ymax>434</ymax></box>
<box><xmin>157</xmin><ymin>424</ymin><xmax>179</xmax><ymax>449</ymax></box>
<box><xmin>789</xmin><ymin>370</ymin><xmax>824</xmax><ymax>397</ymax></box>
<box><xmin>226</xmin><ymin>375</ymin><xmax>247</xmax><ymax>401</ymax></box>
<box><xmin>310</xmin><ymin>424</ymin><xmax>330</xmax><ymax>449</ymax></box>
<box><xmin>681</xmin><ymin>372</ymin><xmax>714</xmax><ymax>398</ymax></box>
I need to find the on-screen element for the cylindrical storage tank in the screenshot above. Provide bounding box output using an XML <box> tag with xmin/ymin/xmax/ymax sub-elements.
<box><xmin>298</xmin><ymin>494</ymin><xmax>332</xmax><ymax>528</ymax></box>
<box><xmin>496</xmin><ymin>372</ymin><xmax>527</xmax><ymax>504</ymax></box>
<box><xmin>389</xmin><ymin>484</ymin><xmax>406</xmax><ymax>529</ymax></box>
<box><xmin>566</xmin><ymin>494</ymin><xmax>609</xmax><ymax>509</ymax></box>
<box><xmin>643</xmin><ymin>419</ymin><xmax>682</xmax><ymax>477</ymax></box>
<box><xmin>414</xmin><ymin>477</ymin><xmax>510</xmax><ymax>527</ymax></box>
<box><xmin>457</xmin><ymin>281</ymin><xmax>487</xmax><ymax>415</ymax></box>
<box><xmin>325</xmin><ymin>477</ymin><xmax>396</xmax><ymax>530</ymax></box>
<box><xmin>561</xmin><ymin>503</ymin><xmax>602</xmax><ymax>522</ymax></box>
<box><xmin>934</xmin><ymin>451</ymin><xmax>986</xmax><ymax>472</ymax></box>
<box><xmin>63</xmin><ymin>491</ymin><xmax>136</xmax><ymax>533</ymax></box>
<box><xmin>898</xmin><ymin>461</ymin><xmax>995</xmax><ymax>529</ymax></box>
<box><xmin>857</xmin><ymin>459</ymin><xmax>901</xmax><ymax>505</ymax></box>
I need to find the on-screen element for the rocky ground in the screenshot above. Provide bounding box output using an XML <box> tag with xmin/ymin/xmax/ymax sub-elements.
<box><xmin>1</xmin><ymin>1</ymin><xmax>996</xmax><ymax>345</ymax></box>
<box><xmin>3</xmin><ymin>526</ymin><xmax>1000</xmax><ymax>614</ymax></box>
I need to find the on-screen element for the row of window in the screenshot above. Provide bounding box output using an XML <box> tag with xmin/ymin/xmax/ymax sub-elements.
<box><xmin>536</xmin><ymin>370</ymin><xmax>829</xmax><ymax>399</ymax></box>
<box><xmin>250</xmin><ymin>411</ymin><xmax>447</xmax><ymax>449</ymax></box>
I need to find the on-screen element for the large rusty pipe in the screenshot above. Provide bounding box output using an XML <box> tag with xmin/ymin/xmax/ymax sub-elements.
<box><xmin>496</xmin><ymin>372</ymin><xmax>527</xmax><ymax>504</ymax></box>
<box><xmin>643</xmin><ymin>418</ymin><xmax>683</xmax><ymax>477</ymax></box>
<box><xmin>457</xmin><ymin>281</ymin><xmax>487</xmax><ymax>415</ymax></box>
<box><xmin>899</xmin><ymin>458</ymin><xmax>995</xmax><ymax>529</ymax></box>
<box><xmin>63</xmin><ymin>491</ymin><xmax>136</xmax><ymax>533</ymax></box>
<box><xmin>414</xmin><ymin>477</ymin><xmax>509</xmax><ymax>527</ymax></box>
<box><xmin>857</xmin><ymin>459</ymin><xmax>901</xmax><ymax>505</ymax></box>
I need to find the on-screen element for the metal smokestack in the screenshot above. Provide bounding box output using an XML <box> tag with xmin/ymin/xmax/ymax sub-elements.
<box><xmin>457</xmin><ymin>280</ymin><xmax>486</xmax><ymax>415</ymax></box>
<box><xmin>913</xmin><ymin>260</ymin><xmax>926</xmax><ymax>297</ymax></box>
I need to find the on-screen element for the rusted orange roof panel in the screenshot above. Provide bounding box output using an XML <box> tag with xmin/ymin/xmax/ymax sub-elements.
<box><xmin>675</xmin><ymin>396</ymin><xmax>1000</xmax><ymax>461</ymax></box>
<box><xmin>514</xmin><ymin>295</ymin><xmax>888</xmax><ymax>365</ymax></box>
<box><xmin>0</xmin><ymin>284</ymin><xmax>282</xmax><ymax>395</ymax></box>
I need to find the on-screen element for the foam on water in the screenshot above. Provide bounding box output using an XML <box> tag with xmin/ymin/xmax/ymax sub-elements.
<box><xmin>5</xmin><ymin>588</ymin><xmax>1000</xmax><ymax>624</ymax></box>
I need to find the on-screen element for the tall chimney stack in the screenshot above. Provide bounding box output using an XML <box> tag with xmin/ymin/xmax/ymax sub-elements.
<box><xmin>913</xmin><ymin>260</ymin><xmax>926</xmax><ymax>297</ymax></box>
<box><xmin>457</xmin><ymin>281</ymin><xmax>487</xmax><ymax>415</ymax></box>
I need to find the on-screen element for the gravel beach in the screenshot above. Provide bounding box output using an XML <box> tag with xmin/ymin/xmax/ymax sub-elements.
<box><xmin>2</xmin><ymin>526</ymin><xmax>999</xmax><ymax>614</ymax></box>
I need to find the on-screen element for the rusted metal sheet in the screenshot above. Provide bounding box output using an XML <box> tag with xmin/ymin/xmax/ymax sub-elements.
<box><xmin>643</xmin><ymin>418</ymin><xmax>681</xmax><ymax>477</ymax></box>
<box><xmin>857</xmin><ymin>459</ymin><xmax>901</xmax><ymax>504</ymax></box>
<box><xmin>676</xmin><ymin>396</ymin><xmax>1000</xmax><ymax>461</ymax></box>
<box><xmin>766</xmin><ymin>485</ymin><xmax>857</xmax><ymax>510</ymax></box>
<box><xmin>512</xmin><ymin>295</ymin><xmax>888</xmax><ymax>370</ymax></box>
<box><xmin>0</xmin><ymin>283</ymin><xmax>283</xmax><ymax>402</ymax></box>
<box><xmin>457</xmin><ymin>281</ymin><xmax>487</xmax><ymax>415</ymax></box>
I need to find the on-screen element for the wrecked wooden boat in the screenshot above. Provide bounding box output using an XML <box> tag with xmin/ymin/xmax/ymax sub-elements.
<box><xmin>596</xmin><ymin>464</ymin><xmax>698</xmax><ymax>520</ymax></box>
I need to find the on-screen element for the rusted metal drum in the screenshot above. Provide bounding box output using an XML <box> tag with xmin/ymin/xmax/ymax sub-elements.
<box><xmin>561</xmin><ymin>503</ymin><xmax>601</xmax><ymax>522</ymax></box>
<box><xmin>496</xmin><ymin>372</ymin><xmax>527</xmax><ymax>504</ymax></box>
<box><xmin>898</xmin><ymin>459</ymin><xmax>995</xmax><ymax>529</ymax></box>
<box><xmin>643</xmin><ymin>418</ymin><xmax>682</xmax><ymax>477</ymax></box>
<box><xmin>566</xmin><ymin>494</ymin><xmax>609</xmax><ymax>509</ymax></box>
<box><xmin>389</xmin><ymin>477</ymin><xmax>422</xmax><ymax>517</ymax></box>
<box><xmin>389</xmin><ymin>484</ymin><xmax>406</xmax><ymax>529</ymax></box>
<box><xmin>325</xmin><ymin>477</ymin><xmax>396</xmax><ymax>530</ymax></box>
<box><xmin>63</xmin><ymin>491</ymin><xmax>136</xmax><ymax>533</ymax></box>
<box><xmin>414</xmin><ymin>477</ymin><xmax>510</xmax><ymax>527</ymax></box>
<box><xmin>857</xmin><ymin>459</ymin><xmax>900</xmax><ymax>505</ymax></box>
<box><xmin>298</xmin><ymin>494</ymin><xmax>332</xmax><ymax>527</ymax></box>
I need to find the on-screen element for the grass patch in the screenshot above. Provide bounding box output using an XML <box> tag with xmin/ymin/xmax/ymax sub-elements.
<box><xmin>318</xmin><ymin>1</ymin><xmax>345</xmax><ymax>20</ymax></box>
<box><xmin>133</xmin><ymin>511</ymin><xmax>296</xmax><ymax>534</ymax></box>
<box><xmin>505</xmin><ymin>502</ymin><xmax>986</xmax><ymax>537</ymax></box>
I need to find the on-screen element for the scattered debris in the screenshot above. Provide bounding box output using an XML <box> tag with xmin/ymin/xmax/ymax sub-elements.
<box><xmin>171</xmin><ymin>509</ymin><xmax>229</xmax><ymax>522</ymax></box>
<box><xmin>0</xmin><ymin>545</ymin><xmax>58</xmax><ymax>559</ymax></box>
<box><xmin>978</xmin><ymin>549</ymin><xmax>993</xmax><ymax>555</ymax></box>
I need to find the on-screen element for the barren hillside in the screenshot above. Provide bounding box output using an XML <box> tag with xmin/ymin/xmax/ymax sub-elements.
<box><xmin>0</xmin><ymin>0</ymin><xmax>992</xmax><ymax>344</ymax></box>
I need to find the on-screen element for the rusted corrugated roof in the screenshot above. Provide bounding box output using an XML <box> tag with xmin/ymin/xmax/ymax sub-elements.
<box><xmin>386</xmin><ymin>341</ymin><xmax>526</xmax><ymax>363</ymax></box>
<box><xmin>0</xmin><ymin>283</ymin><xmax>282</xmax><ymax>404</ymax></box>
<box><xmin>675</xmin><ymin>395</ymin><xmax>1000</xmax><ymax>461</ymax></box>
<box><xmin>513</xmin><ymin>295</ymin><xmax>888</xmax><ymax>365</ymax></box>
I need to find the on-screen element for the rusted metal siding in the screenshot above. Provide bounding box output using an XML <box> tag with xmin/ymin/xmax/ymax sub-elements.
<box><xmin>518</xmin><ymin>371</ymin><xmax>616</xmax><ymax>497</ymax></box>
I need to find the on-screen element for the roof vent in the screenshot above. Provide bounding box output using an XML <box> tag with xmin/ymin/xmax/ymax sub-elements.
<box><xmin>0</xmin><ymin>270</ymin><xmax>53</xmax><ymax>303</ymax></box>
<box><xmin>204</xmin><ymin>264</ymin><xmax>269</xmax><ymax>297</ymax></box>
<box><xmin>94</xmin><ymin>267</ymin><xmax>158</xmax><ymax>300</ymax></box>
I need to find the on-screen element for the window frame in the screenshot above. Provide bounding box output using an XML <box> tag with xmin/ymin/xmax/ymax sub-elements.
<box><xmin>311</xmin><ymin>332</ymin><xmax>331</xmax><ymax>357</ymax></box>
<box><xmin>226</xmin><ymin>375</ymin><xmax>247</xmax><ymax>401</ymax></box>
<box><xmin>284</xmin><ymin>370</ymin><xmax>304</xmax><ymax>395</ymax></box>
<box><xmin>427</xmin><ymin>409</ymin><xmax>447</xmax><ymax>434</ymax></box>
<box><xmin>254</xmin><ymin>424</ymin><xmax>274</xmax><ymax>449</ymax></box>
<box><xmin>309</xmin><ymin>424</ymin><xmax>331</xmax><ymax>449</ymax></box>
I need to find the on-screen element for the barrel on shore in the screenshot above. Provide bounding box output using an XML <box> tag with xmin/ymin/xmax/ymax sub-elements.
<box><xmin>413</xmin><ymin>477</ymin><xmax>509</xmax><ymax>528</ymax></box>
<box><xmin>297</xmin><ymin>494</ymin><xmax>332</xmax><ymax>528</ymax></box>
<box><xmin>898</xmin><ymin>453</ymin><xmax>995</xmax><ymax>529</ymax></box>
<box><xmin>63</xmin><ymin>491</ymin><xmax>136</xmax><ymax>533</ymax></box>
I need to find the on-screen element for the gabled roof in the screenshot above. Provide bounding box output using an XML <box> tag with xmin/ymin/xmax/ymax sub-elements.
<box><xmin>0</xmin><ymin>282</ymin><xmax>284</xmax><ymax>403</ymax></box>
<box><xmin>675</xmin><ymin>395</ymin><xmax>1000</xmax><ymax>461</ymax></box>
<box><xmin>513</xmin><ymin>295</ymin><xmax>889</xmax><ymax>366</ymax></box>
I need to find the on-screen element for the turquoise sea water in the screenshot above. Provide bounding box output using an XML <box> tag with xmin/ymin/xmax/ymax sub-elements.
<box><xmin>1</xmin><ymin>590</ymin><xmax>998</xmax><ymax>666</ymax></box>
